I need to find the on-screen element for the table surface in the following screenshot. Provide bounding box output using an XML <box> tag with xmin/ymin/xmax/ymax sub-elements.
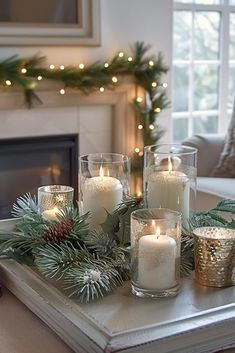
<box><xmin>0</xmin><ymin>286</ymin><xmax>235</xmax><ymax>353</ymax></box>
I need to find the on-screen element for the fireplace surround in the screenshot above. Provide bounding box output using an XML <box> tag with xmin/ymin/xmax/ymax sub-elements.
<box><xmin>0</xmin><ymin>134</ymin><xmax>78</xmax><ymax>219</ymax></box>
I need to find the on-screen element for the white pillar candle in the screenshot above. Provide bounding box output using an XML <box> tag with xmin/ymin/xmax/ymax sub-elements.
<box><xmin>82</xmin><ymin>166</ymin><xmax>123</xmax><ymax>230</ymax></box>
<box><xmin>42</xmin><ymin>207</ymin><xmax>60</xmax><ymax>221</ymax></box>
<box><xmin>147</xmin><ymin>170</ymin><xmax>190</xmax><ymax>227</ymax></box>
<box><xmin>138</xmin><ymin>229</ymin><xmax>176</xmax><ymax>290</ymax></box>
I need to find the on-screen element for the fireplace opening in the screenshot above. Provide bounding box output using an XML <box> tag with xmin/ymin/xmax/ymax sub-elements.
<box><xmin>0</xmin><ymin>134</ymin><xmax>78</xmax><ymax>219</ymax></box>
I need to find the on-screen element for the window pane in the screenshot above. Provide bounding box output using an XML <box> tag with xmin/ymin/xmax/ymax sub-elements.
<box><xmin>173</xmin><ymin>11</ymin><xmax>191</xmax><ymax>60</ymax></box>
<box><xmin>174</xmin><ymin>0</ymin><xmax>193</xmax><ymax>3</ymax></box>
<box><xmin>194</xmin><ymin>12</ymin><xmax>220</xmax><ymax>60</ymax></box>
<box><xmin>230</xmin><ymin>13</ymin><xmax>235</xmax><ymax>59</ymax></box>
<box><xmin>194</xmin><ymin>64</ymin><xmax>219</xmax><ymax>110</ymax></box>
<box><xmin>173</xmin><ymin>118</ymin><xmax>188</xmax><ymax>142</ymax></box>
<box><xmin>193</xmin><ymin>115</ymin><xmax>218</xmax><ymax>134</ymax></box>
<box><xmin>173</xmin><ymin>65</ymin><xmax>189</xmax><ymax>112</ymax></box>
<box><xmin>228</xmin><ymin>65</ymin><xmax>235</xmax><ymax>109</ymax></box>
<box><xmin>230</xmin><ymin>0</ymin><xmax>235</xmax><ymax>4</ymax></box>
<box><xmin>195</xmin><ymin>0</ymin><xmax>221</xmax><ymax>4</ymax></box>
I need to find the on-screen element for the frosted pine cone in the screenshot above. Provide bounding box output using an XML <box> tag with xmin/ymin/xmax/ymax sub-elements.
<box><xmin>43</xmin><ymin>220</ymin><xmax>74</xmax><ymax>243</ymax></box>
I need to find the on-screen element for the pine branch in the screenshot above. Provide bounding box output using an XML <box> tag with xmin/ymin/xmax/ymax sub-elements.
<box><xmin>212</xmin><ymin>199</ymin><xmax>235</xmax><ymax>214</ymax></box>
<box><xmin>12</xmin><ymin>193</ymin><xmax>39</xmax><ymax>217</ymax></box>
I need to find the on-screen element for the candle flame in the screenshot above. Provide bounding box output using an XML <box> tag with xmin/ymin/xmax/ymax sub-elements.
<box><xmin>99</xmin><ymin>165</ymin><xmax>104</xmax><ymax>178</ymax></box>
<box><xmin>168</xmin><ymin>156</ymin><xmax>172</xmax><ymax>173</ymax></box>
<box><xmin>156</xmin><ymin>226</ymin><xmax>161</xmax><ymax>236</ymax></box>
<box><xmin>107</xmin><ymin>168</ymin><xmax>110</xmax><ymax>177</ymax></box>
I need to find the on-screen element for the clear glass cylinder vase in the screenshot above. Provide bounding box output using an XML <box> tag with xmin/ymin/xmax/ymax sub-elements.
<box><xmin>38</xmin><ymin>185</ymin><xmax>74</xmax><ymax>221</ymax></box>
<box><xmin>144</xmin><ymin>144</ymin><xmax>197</xmax><ymax>228</ymax></box>
<box><xmin>131</xmin><ymin>208</ymin><xmax>182</xmax><ymax>298</ymax></box>
<box><xmin>79</xmin><ymin>153</ymin><xmax>130</xmax><ymax>230</ymax></box>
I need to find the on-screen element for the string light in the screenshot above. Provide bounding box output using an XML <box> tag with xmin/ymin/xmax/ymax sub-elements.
<box><xmin>104</xmin><ymin>62</ymin><xmax>109</xmax><ymax>68</ymax></box>
<box><xmin>5</xmin><ymin>80</ymin><xmax>11</xmax><ymax>86</ymax></box>
<box><xmin>112</xmin><ymin>76</ymin><xmax>118</xmax><ymax>83</ymax></box>
<box><xmin>155</xmin><ymin>107</ymin><xmax>161</xmax><ymax>113</ymax></box>
<box><xmin>149</xmin><ymin>124</ymin><xmax>154</xmax><ymax>130</ymax></box>
<box><xmin>100</xmin><ymin>87</ymin><xmax>105</xmax><ymax>92</ymax></box>
<box><xmin>163</xmin><ymin>82</ymin><xmax>168</xmax><ymax>88</ymax></box>
<box><xmin>60</xmin><ymin>65</ymin><xmax>65</xmax><ymax>70</ymax></box>
<box><xmin>136</xmin><ymin>97</ymin><xmax>143</xmax><ymax>103</ymax></box>
<box><xmin>149</xmin><ymin>60</ymin><xmax>154</xmax><ymax>67</ymax></box>
<box><xmin>21</xmin><ymin>68</ymin><xmax>27</xmax><ymax>74</ymax></box>
<box><xmin>128</xmin><ymin>56</ymin><xmax>133</xmax><ymax>62</ymax></box>
<box><xmin>135</xmin><ymin>147</ymin><xmax>140</xmax><ymax>153</ymax></box>
<box><xmin>139</xmin><ymin>151</ymin><xmax>144</xmax><ymax>157</ymax></box>
<box><xmin>79</xmin><ymin>63</ymin><xmax>85</xmax><ymax>69</ymax></box>
<box><xmin>152</xmin><ymin>82</ymin><xmax>157</xmax><ymax>87</ymax></box>
<box><xmin>37</xmin><ymin>76</ymin><xmax>42</xmax><ymax>81</ymax></box>
<box><xmin>60</xmin><ymin>88</ymin><xmax>65</xmax><ymax>95</ymax></box>
<box><xmin>50</xmin><ymin>64</ymin><xmax>55</xmax><ymax>70</ymax></box>
<box><xmin>119</xmin><ymin>52</ymin><xmax>124</xmax><ymax>58</ymax></box>
<box><xmin>138</xmin><ymin>124</ymin><xmax>143</xmax><ymax>130</ymax></box>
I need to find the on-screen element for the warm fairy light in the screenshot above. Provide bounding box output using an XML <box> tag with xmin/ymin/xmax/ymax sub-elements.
<box><xmin>135</xmin><ymin>147</ymin><xmax>140</xmax><ymax>153</ymax></box>
<box><xmin>137</xmin><ymin>191</ymin><xmax>142</xmax><ymax>197</ymax></box>
<box><xmin>21</xmin><ymin>68</ymin><xmax>27</xmax><ymax>74</ymax></box>
<box><xmin>79</xmin><ymin>63</ymin><xmax>85</xmax><ymax>69</ymax></box>
<box><xmin>60</xmin><ymin>65</ymin><xmax>65</xmax><ymax>70</ymax></box>
<box><xmin>139</xmin><ymin>151</ymin><xmax>143</xmax><ymax>157</ymax></box>
<box><xmin>156</xmin><ymin>227</ymin><xmax>161</xmax><ymax>237</ymax></box>
<box><xmin>128</xmin><ymin>56</ymin><xmax>133</xmax><ymax>62</ymax></box>
<box><xmin>119</xmin><ymin>52</ymin><xmax>124</xmax><ymax>57</ymax></box>
<box><xmin>112</xmin><ymin>76</ymin><xmax>118</xmax><ymax>83</ymax></box>
<box><xmin>136</xmin><ymin>96</ymin><xmax>143</xmax><ymax>103</ymax></box>
<box><xmin>163</xmin><ymin>82</ymin><xmax>168</xmax><ymax>88</ymax></box>
<box><xmin>37</xmin><ymin>75</ymin><xmax>42</xmax><ymax>81</ymax></box>
<box><xmin>99</xmin><ymin>165</ymin><xmax>104</xmax><ymax>178</ymax></box>
<box><xmin>5</xmin><ymin>80</ymin><xmax>11</xmax><ymax>86</ymax></box>
<box><xmin>60</xmin><ymin>89</ymin><xmax>65</xmax><ymax>95</ymax></box>
<box><xmin>104</xmin><ymin>62</ymin><xmax>109</xmax><ymax>68</ymax></box>
<box><xmin>138</xmin><ymin>124</ymin><xmax>143</xmax><ymax>130</ymax></box>
<box><xmin>50</xmin><ymin>64</ymin><xmax>55</xmax><ymax>69</ymax></box>
<box><xmin>152</xmin><ymin>82</ymin><xmax>157</xmax><ymax>87</ymax></box>
<box><xmin>155</xmin><ymin>107</ymin><xmax>161</xmax><ymax>113</ymax></box>
<box><xmin>100</xmin><ymin>87</ymin><xmax>105</xmax><ymax>92</ymax></box>
<box><xmin>168</xmin><ymin>156</ymin><xmax>173</xmax><ymax>173</ymax></box>
<box><xmin>149</xmin><ymin>60</ymin><xmax>154</xmax><ymax>67</ymax></box>
<box><xmin>149</xmin><ymin>124</ymin><xmax>154</xmax><ymax>130</ymax></box>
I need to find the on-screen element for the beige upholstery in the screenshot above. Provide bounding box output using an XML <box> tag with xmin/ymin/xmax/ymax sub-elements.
<box><xmin>183</xmin><ymin>134</ymin><xmax>235</xmax><ymax>211</ymax></box>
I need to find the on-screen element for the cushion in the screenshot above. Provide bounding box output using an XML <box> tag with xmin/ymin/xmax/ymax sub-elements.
<box><xmin>197</xmin><ymin>177</ymin><xmax>235</xmax><ymax>199</ymax></box>
<box><xmin>211</xmin><ymin>104</ymin><xmax>235</xmax><ymax>177</ymax></box>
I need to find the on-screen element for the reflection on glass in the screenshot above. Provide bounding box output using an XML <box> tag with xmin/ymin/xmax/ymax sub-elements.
<box><xmin>173</xmin><ymin>118</ymin><xmax>188</xmax><ymax>142</ymax></box>
<box><xmin>0</xmin><ymin>0</ymin><xmax>78</xmax><ymax>24</ymax></box>
<box><xmin>195</xmin><ymin>0</ymin><xmax>221</xmax><ymax>4</ymax></box>
<box><xmin>174</xmin><ymin>0</ymin><xmax>193</xmax><ymax>2</ymax></box>
<box><xmin>229</xmin><ymin>0</ymin><xmax>235</xmax><ymax>4</ymax></box>
<box><xmin>193</xmin><ymin>115</ymin><xmax>218</xmax><ymax>134</ymax></box>
<box><xmin>173</xmin><ymin>65</ymin><xmax>189</xmax><ymax>112</ymax></box>
<box><xmin>173</xmin><ymin>11</ymin><xmax>192</xmax><ymax>60</ymax></box>
<box><xmin>230</xmin><ymin>13</ymin><xmax>235</xmax><ymax>59</ymax></box>
<box><xmin>194</xmin><ymin>64</ymin><xmax>219</xmax><ymax>110</ymax></box>
<box><xmin>194</xmin><ymin>12</ymin><xmax>220</xmax><ymax>60</ymax></box>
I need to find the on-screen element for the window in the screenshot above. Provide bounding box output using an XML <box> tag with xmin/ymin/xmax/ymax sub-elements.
<box><xmin>172</xmin><ymin>0</ymin><xmax>235</xmax><ymax>142</ymax></box>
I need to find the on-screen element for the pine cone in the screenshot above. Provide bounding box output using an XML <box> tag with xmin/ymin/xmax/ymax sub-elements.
<box><xmin>43</xmin><ymin>219</ymin><xmax>74</xmax><ymax>243</ymax></box>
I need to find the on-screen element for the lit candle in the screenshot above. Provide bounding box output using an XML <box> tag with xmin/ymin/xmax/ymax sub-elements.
<box><xmin>138</xmin><ymin>227</ymin><xmax>176</xmax><ymax>290</ymax></box>
<box><xmin>42</xmin><ymin>207</ymin><xmax>61</xmax><ymax>221</ymax></box>
<box><xmin>82</xmin><ymin>165</ymin><xmax>123</xmax><ymax>229</ymax></box>
<box><xmin>147</xmin><ymin>158</ymin><xmax>190</xmax><ymax>227</ymax></box>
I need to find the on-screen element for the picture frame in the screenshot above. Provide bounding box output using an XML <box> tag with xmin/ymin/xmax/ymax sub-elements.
<box><xmin>0</xmin><ymin>0</ymin><xmax>100</xmax><ymax>46</ymax></box>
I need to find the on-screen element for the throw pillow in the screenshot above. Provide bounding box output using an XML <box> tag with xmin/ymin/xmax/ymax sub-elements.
<box><xmin>211</xmin><ymin>103</ymin><xmax>235</xmax><ymax>177</ymax></box>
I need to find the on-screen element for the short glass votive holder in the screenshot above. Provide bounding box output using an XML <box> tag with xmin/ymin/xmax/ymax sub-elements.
<box><xmin>38</xmin><ymin>185</ymin><xmax>74</xmax><ymax>221</ymax></box>
<box><xmin>79</xmin><ymin>153</ymin><xmax>130</xmax><ymax>230</ymax></box>
<box><xmin>131</xmin><ymin>208</ymin><xmax>182</xmax><ymax>298</ymax></box>
<box><xmin>144</xmin><ymin>144</ymin><xmax>197</xmax><ymax>228</ymax></box>
<box><xmin>193</xmin><ymin>227</ymin><xmax>235</xmax><ymax>287</ymax></box>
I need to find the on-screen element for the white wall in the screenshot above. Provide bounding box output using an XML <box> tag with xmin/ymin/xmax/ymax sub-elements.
<box><xmin>0</xmin><ymin>0</ymin><xmax>173</xmax><ymax>145</ymax></box>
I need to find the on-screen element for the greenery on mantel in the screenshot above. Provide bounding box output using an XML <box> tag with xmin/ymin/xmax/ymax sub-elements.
<box><xmin>0</xmin><ymin>42</ymin><xmax>170</xmax><ymax>175</ymax></box>
<box><xmin>0</xmin><ymin>195</ymin><xmax>234</xmax><ymax>303</ymax></box>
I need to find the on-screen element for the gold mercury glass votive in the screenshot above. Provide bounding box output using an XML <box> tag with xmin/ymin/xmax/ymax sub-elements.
<box><xmin>38</xmin><ymin>185</ymin><xmax>74</xmax><ymax>221</ymax></box>
<box><xmin>193</xmin><ymin>227</ymin><xmax>235</xmax><ymax>287</ymax></box>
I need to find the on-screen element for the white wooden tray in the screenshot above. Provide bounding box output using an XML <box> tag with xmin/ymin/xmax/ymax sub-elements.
<box><xmin>0</xmin><ymin>218</ymin><xmax>235</xmax><ymax>353</ymax></box>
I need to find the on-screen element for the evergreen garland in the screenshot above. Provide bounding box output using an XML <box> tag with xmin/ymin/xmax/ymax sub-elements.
<box><xmin>0</xmin><ymin>194</ymin><xmax>234</xmax><ymax>303</ymax></box>
<box><xmin>0</xmin><ymin>42</ymin><xmax>170</xmax><ymax>177</ymax></box>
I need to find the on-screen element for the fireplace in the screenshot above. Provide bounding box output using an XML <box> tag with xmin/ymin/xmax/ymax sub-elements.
<box><xmin>0</xmin><ymin>134</ymin><xmax>78</xmax><ymax>219</ymax></box>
